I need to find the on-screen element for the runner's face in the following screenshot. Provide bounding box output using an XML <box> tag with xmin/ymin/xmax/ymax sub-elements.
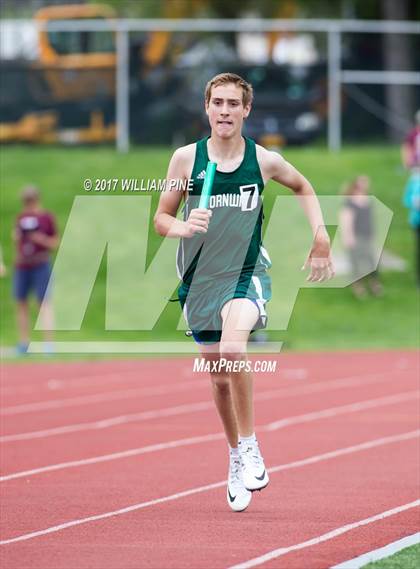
<box><xmin>206</xmin><ymin>83</ymin><xmax>250</xmax><ymax>138</ymax></box>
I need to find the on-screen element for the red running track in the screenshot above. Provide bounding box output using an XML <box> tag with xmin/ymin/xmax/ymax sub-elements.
<box><xmin>0</xmin><ymin>350</ymin><xmax>419</xmax><ymax>569</ymax></box>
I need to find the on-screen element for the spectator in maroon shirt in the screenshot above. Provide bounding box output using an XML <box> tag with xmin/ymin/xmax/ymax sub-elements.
<box><xmin>401</xmin><ymin>110</ymin><xmax>420</xmax><ymax>170</ymax></box>
<box><xmin>13</xmin><ymin>186</ymin><xmax>59</xmax><ymax>354</ymax></box>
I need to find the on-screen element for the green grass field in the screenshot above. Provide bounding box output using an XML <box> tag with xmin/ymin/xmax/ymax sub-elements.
<box><xmin>363</xmin><ymin>543</ymin><xmax>420</xmax><ymax>569</ymax></box>
<box><xmin>0</xmin><ymin>144</ymin><xmax>418</xmax><ymax>354</ymax></box>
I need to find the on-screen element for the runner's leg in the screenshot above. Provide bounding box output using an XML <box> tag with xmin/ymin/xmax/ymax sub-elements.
<box><xmin>220</xmin><ymin>298</ymin><xmax>259</xmax><ymax>437</ymax></box>
<box><xmin>220</xmin><ymin>298</ymin><xmax>269</xmax><ymax>491</ymax></box>
<box><xmin>200</xmin><ymin>343</ymin><xmax>238</xmax><ymax>448</ymax></box>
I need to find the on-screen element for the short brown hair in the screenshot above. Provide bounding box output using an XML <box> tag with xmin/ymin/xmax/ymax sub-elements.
<box><xmin>205</xmin><ymin>73</ymin><xmax>253</xmax><ymax>107</ymax></box>
<box><xmin>342</xmin><ymin>175</ymin><xmax>370</xmax><ymax>196</ymax></box>
<box><xmin>21</xmin><ymin>185</ymin><xmax>40</xmax><ymax>202</ymax></box>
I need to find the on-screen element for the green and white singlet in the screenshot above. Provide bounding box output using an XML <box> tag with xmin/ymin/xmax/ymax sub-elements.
<box><xmin>177</xmin><ymin>136</ymin><xmax>272</xmax><ymax>343</ymax></box>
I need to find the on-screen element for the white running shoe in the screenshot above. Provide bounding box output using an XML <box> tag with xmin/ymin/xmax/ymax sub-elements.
<box><xmin>240</xmin><ymin>440</ymin><xmax>269</xmax><ymax>492</ymax></box>
<box><xmin>227</xmin><ymin>455</ymin><xmax>252</xmax><ymax>512</ymax></box>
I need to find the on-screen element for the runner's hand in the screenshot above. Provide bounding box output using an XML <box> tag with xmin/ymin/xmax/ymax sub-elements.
<box><xmin>182</xmin><ymin>208</ymin><xmax>212</xmax><ymax>238</ymax></box>
<box><xmin>302</xmin><ymin>233</ymin><xmax>335</xmax><ymax>282</ymax></box>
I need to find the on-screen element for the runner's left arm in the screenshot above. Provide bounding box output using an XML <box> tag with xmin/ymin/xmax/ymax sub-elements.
<box><xmin>259</xmin><ymin>148</ymin><xmax>334</xmax><ymax>282</ymax></box>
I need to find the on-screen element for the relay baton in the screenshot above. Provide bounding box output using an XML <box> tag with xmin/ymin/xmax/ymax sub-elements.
<box><xmin>199</xmin><ymin>161</ymin><xmax>217</xmax><ymax>209</ymax></box>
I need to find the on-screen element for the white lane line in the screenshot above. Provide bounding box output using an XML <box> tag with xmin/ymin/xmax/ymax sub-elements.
<box><xmin>0</xmin><ymin>366</ymin><xmax>288</xmax><ymax>412</ymax></box>
<box><xmin>265</xmin><ymin>391</ymin><xmax>419</xmax><ymax>431</ymax></box>
<box><xmin>228</xmin><ymin>501</ymin><xmax>420</xmax><ymax>569</ymax></box>
<box><xmin>0</xmin><ymin>379</ymin><xmax>207</xmax><ymax>416</ymax></box>
<box><xmin>0</xmin><ymin>364</ymin><xmax>412</xmax><ymax>442</ymax></box>
<box><xmin>331</xmin><ymin>532</ymin><xmax>420</xmax><ymax>569</ymax></box>
<box><xmin>0</xmin><ymin>367</ymin><xmax>409</xmax><ymax>414</ymax></box>
<box><xmin>266</xmin><ymin>430</ymin><xmax>419</xmax><ymax>476</ymax></box>
<box><xmin>0</xmin><ymin>364</ymin><xmax>283</xmax><ymax>408</ymax></box>
<box><xmin>0</xmin><ymin>430</ymin><xmax>418</xmax><ymax>546</ymax></box>
<box><xmin>0</xmin><ymin>366</ymin><xmax>304</xmax><ymax>409</ymax></box>
<box><xmin>0</xmin><ymin>433</ymin><xmax>225</xmax><ymax>481</ymax></box>
<box><xmin>0</xmin><ymin>364</ymin><xmax>200</xmax><ymax>396</ymax></box>
<box><xmin>1</xmin><ymin>391</ymin><xmax>418</xmax><ymax>481</ymax></box>
<box><xmin>0</xmin><ymin>369</ymin><xmax>146</xmax><ymax>395</ymax></box>
<box><xmin>0</xmin><ymin>368</ymin><xmax>408</xmax><ymax>437</ymax></box>
<box><xmin>0</xmin><ymin>400</ymin><xmax>213</xmax><ymax>443</ymax></box>
<box><xmin>1</xmin><ymin>366</ymin><xmax>310</xmax><ymax>416</ymax></box>
<box><xmin>0</xmin><ymin>381</ymin><xmax>417</xmax><ymax>445</ymax></box>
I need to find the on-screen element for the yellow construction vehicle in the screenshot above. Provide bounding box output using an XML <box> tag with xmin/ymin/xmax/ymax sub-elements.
<box><xmin>0</xmin><ymin>4</ymin><xmax>117</xmax><ymax>144</ymax></box>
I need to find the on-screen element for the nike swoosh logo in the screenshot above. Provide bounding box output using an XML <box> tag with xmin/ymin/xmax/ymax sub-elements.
<box><xmin>255</xmin><ymin>470</ymin><xmax>266</xmax><ymax>481</ymax></box>
<box><xmin>228</xmin><ymin>489</ymin><xmax>236</xmax><ymax>502</ymax></box>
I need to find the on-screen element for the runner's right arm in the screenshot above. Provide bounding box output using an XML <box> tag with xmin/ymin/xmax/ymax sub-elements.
<box><xmin>154</xmin><ymin>145</ymin><xmax>212</xmax><ymax>238</ymax></box>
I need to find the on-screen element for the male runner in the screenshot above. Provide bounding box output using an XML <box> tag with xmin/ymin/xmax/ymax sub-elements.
<box><xmin>154</xmin><ymin>73</ymin><xmax>334</xmax><ymax>512</ymax></box>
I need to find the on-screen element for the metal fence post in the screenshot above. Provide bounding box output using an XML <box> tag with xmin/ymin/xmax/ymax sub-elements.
<box><xmin>328</xmin><ymin>29</ymin><xmax>342</xmax><ymax>151</ymax></box>
<box><xmin>116</xmin><ymin>26</ymin><xmax>129</xmax><ymax>153</ymax></box>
